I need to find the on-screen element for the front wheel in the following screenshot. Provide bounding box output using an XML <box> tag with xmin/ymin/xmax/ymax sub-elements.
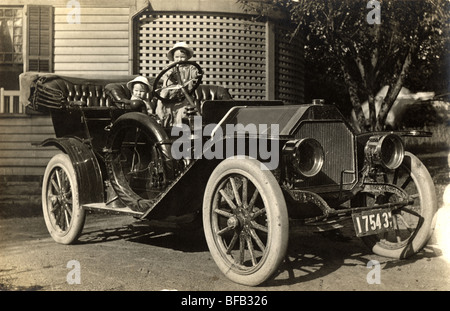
<box><xmin>203</xmin><ymin>157</ymin><xmax>289</xmax><ymax>286</ymax></box>
<box><xmin>42</xmin><ymin>153</ymin><xmax>85</xmax><ymax>244</ymax></box>
<box><xmin>362</xmin><ymin>152</ymin><xmax>437</xmax><ymax>259</ymax></box>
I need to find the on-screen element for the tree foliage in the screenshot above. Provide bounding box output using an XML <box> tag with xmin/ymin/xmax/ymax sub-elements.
<box><xmin>238</xmin><ymin>0</ymin><xmax>449</xmax><ymax>131</ymax></box>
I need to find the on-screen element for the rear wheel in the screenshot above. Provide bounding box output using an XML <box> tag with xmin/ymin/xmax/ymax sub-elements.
<box><xmin>203</xmin><ymin>158</ymin><xmax>289</xmax><ymax>286</ymax></box>
<box><xmin>42</xmin><ymin>153</ymin><xmax>85</xmax><ymax>244</ymax></box>
<box><xmin>361</xmin><ymin>152</ymin><xmax>437</xmax><ymax>259</ymax></box>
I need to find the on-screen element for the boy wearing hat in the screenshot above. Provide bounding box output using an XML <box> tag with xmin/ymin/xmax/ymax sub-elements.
<box><xmin>127</xmin><ymin>76</ymin><xmax>153</xmax><ymax>114</ymax></box>
<box><xmin>156</xmin><ymin>42</ymin><xmax>200</xmax><ymax>127</ymax></box>
<box><xmin>167</xmin><ymin>41</ymin><xmax>194</xmax><ymax>63</ymax></box>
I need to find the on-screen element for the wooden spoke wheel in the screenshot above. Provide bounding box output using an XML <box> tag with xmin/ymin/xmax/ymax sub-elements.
<box><xmin>42</xmin><ymin>153</ymin><xmax>85</xmax><ymax>244</ymax></box>
<box><xmin>203</xmin><ymin>158</ymin><xmax>289</xmax><ymax>286</ymax></box>
<box><xmin>361</xmin><ymin>152</ymin><xmax>437</xmax><ymax>259</ymax></box>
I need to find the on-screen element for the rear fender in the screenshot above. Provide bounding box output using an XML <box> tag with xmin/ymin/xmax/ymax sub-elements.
<box><xmin>40</xmin><ymin>137</ymin><xmax>104</xmax><ymax>205</ymax></box>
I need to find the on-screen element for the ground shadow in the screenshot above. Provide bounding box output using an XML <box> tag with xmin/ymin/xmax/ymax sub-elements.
<box><xmin>264</xmin><ymin>229</ymin><xmax>444</xmax><ymax>287</ymax></box>
<box><xmin>76</xmin><ymin>215</ymin><xmax>445</xmax><ymax>287</ymax></box>
<box><xmin>265</xmin><ymin>230</ymin><xmax>372</xmax><ymax>287</ymax></box>
<box><xmin>381</xmin><ymin>244</ymin><xmax>443</xmax><ymax>271</ymax></box>
<box><xmin>78</xmin><ymin>216</ymin><xmax>208</xmax><ymax>253</ymax></box>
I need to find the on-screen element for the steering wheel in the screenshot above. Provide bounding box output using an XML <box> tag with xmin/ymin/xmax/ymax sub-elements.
<box><xmin>152</xmin><ymin>61</ymin><xmax>203</xmax><ymax>105</ymax></box>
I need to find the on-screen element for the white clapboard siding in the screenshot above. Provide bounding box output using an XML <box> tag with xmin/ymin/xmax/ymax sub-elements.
<box><xmin>53</xmin><ymin>6</ymin><xmax>130</xmax><ymax>76</ymax></box>
<box><xmin>54</xmin><ymin>46</ymin><xmax>129</xmax><ymax>55</ymax></box>
<box><xmin>0</xmin><ymin>115</ymin><xmax>58</xmax><ymax>176</ymax></box>
<box><xmin>54</xmin><ymin>62</ymin><xmax>129</xmax><ymax>71</ymax></box>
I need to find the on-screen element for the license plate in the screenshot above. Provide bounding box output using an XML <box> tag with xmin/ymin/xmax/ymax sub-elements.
<box><xmin>352</xmin><ymin>208</ymin><xmax>395</xmax><ymax>237</ymax></box>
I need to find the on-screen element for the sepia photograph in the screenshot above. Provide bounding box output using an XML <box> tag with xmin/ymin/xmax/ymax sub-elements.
<box><xmin>0</xmin><ymin>0</ymin><xmax>449</xmax><ymax>299</ymax></box>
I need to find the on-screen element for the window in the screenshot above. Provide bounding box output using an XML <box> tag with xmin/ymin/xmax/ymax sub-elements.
<box><xmin>0</xmin><ymin>5</ymin><xmax>52</xmax><ymax>113</ymax></box>
<box><xmin>0</xmin><ymin>7</ymin><xmax>23</xmax><ymax>65</ymax></box>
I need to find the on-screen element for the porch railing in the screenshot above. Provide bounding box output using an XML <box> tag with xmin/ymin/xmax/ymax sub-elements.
<box><xmin>0</xmin><ymin>88</ymin><xmax>23</xmax><ymax>114</ymax></box>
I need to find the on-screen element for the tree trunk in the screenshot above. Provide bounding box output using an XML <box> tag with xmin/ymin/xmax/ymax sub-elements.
<box><xmin>367</xmin><ymin>92</ymin><xmax>377</xmax><ymax>131</ymax></box>
<box><xmin>341</xmin><ymin>63</ymin><xmax>366</xmax><ymax>131</ymax></box>
<box><xmin>376</xmin><ymin>50</ymin><xmax>413</xmax><ymax>130</ymax></box>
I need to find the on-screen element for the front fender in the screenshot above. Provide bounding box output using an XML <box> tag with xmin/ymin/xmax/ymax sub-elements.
<box><xmin>40</xmin><ymin>137</ymin><xmax>104</xmax><ymax>205</ymax></box>
<box><xmin>106</xmin><ymin>112</ymin><xmax>175</xmax><ymax>179</ymax></box>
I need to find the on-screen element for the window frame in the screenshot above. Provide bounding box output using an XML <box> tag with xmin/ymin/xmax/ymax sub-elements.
<box><xmin>0</xmin><ymin>6</ymin><xmax>24</xmax><ymax>66</ymax></box>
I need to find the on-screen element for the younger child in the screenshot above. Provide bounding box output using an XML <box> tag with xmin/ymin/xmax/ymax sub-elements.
<box><xmin>126</xmin><ymin>76</ymin><xmax>153</xmax><ymax>114</ymax></box>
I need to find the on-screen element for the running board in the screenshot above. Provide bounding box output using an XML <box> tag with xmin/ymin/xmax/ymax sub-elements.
<box><xmin>82</xmin><ymin>203</ymin><xmax>144</xmax><ymax>217</ymax></box>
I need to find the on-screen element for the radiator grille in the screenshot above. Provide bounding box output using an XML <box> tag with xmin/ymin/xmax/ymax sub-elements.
<box><xmin>294</xmin><ymin>121</ymin><xmax>356</xmax><ymax>187</ymax></box>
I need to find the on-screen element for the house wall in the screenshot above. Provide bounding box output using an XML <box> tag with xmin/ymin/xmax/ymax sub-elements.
<box><xmin>52</xmin><ymin>6</ymin><xmax>130</xmax><ymax>75</ymax></box>
<box><xmin>0</xmin><ymin>114</ymin><xmax>56</xmax><ymax>176</ymax></box>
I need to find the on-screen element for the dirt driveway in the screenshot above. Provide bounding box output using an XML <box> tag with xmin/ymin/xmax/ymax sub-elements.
<box><xmin>0</xmin><ymin>209</ymin><xmax>449</xmax><ymax>293</ymax></box>
<box><xmin>0</xmin><ymin>151</ymin><xmax>449</xmax><ymax>296</ymax></box>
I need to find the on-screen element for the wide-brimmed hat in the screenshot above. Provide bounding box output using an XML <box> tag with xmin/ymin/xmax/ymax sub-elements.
<box><xmin>167</xmin><ymin>42</ymin><xmax>194</xmax><ymax>61</ymax></box>
<box><xmin>127</xmin><ymin>76</ymin><xmax>151</xmax><ymax>91</ymax></box>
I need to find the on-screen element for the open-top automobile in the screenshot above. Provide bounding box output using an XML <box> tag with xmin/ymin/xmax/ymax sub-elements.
<box><xmin>23</xmin><ymin>61</ymin><xmax>437</xmax><ymax>286</ymax></box>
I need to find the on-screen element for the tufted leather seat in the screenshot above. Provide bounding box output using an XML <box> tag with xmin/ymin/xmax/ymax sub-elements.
<box><xmin>29</xmin><ymin>73</ymin><xmax>232</xmax><ymax>115</ymax></box>
<box><xmin>104</xmin><ymin>82</ymin><xmax>131</xmax><ymax>104</ymax></box>
<box><xmin>193</xmin><ymin>84</ymin><xmax>233</xmax><ymax>114</ymax></box>
<box><xmin>105</xmin><ymin>82</ymin><xmax>232</xmax><ymax>115</ymax></box>
<box><xmin>30</xmin><ymin>74</ymin><xmax>137</xmax><ymax>111</ymax></box>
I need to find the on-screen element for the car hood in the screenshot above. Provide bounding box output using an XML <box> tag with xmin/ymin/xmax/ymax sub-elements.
<box><xmin>217</xmin><ymin>104</ymin><xmax>347</xmax><ymax>138</ymax></box>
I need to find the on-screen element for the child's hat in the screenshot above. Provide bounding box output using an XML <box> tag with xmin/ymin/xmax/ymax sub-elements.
<box><xmin>167</xmin><ymin>42</ymin><xmax>194</xmax><ymax>61</ymax></box>
<box><xmin>126</xmin><ymin>76</ymin><xmax>151</xmax><ymax>91</ymax></box>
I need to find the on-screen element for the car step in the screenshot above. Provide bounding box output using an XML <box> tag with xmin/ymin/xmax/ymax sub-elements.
<box><xmin>82</xmin><ymin>203</ymin><xmax>143</xmax><ymax>217</ymax></box>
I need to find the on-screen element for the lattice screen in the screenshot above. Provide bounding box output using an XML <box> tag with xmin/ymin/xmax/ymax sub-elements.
<box><xmin>275</xmin><ymin>30</ymin><xmax>305</xmax><ymax>104</ymax></box>
<box><xmin>136</xmin><ymin>12</ymin><xmax>267</xmax><ymax>100</ymax></box>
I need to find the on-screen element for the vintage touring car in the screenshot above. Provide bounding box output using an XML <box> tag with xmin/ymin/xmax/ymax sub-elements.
<box><xmin>23</xmin><ymin>61</ymin><xmax>437</xmax><ymax>286</ymax></box>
